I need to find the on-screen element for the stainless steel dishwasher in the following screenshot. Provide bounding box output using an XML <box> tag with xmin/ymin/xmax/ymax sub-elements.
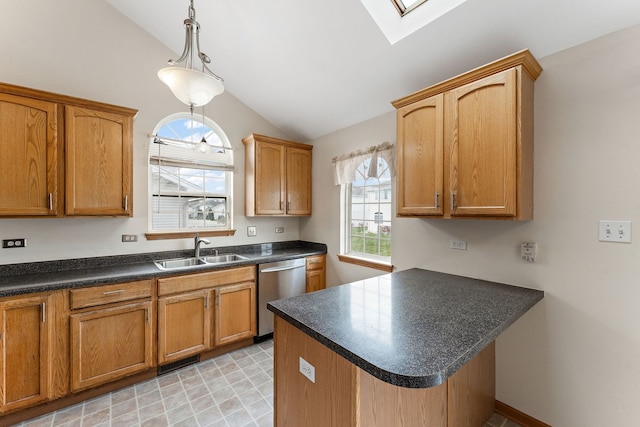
<box><xmin>257</xmin><ymin>258</ymin><xmax>306</xmax><ymax>339</ymax></box>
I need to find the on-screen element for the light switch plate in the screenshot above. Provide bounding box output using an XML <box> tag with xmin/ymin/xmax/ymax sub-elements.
<box><xmin>598</xmin><ymin>220</ymin><xmax>631</xmax><ymax>243</ymax></box>
<box><xmin>247</xmin><ymin>226</ymin><xmax>257</xmax><ymax>237</ymax></box>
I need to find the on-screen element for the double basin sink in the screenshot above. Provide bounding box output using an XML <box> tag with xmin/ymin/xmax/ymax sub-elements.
<box><xmin>155</xmin><ymin>253</ymin><xmax>248</xmax><ymax>270</ymax></box>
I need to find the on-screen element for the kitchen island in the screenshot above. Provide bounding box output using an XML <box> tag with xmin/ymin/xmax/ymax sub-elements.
<box><xmin>268</xmin><ymin>268</ymin><xmax>544</xmax><ymax>427</ymax></box>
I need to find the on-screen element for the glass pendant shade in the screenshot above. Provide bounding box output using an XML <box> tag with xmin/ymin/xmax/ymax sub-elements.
<box><xmin>158</xmin><ymin>67</ymin><xmax>224</xmax><ymax>107</ymax></box>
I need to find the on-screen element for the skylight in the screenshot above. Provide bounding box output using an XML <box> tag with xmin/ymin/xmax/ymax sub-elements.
<box><xmin>361</xmin><ymin>0</ymin><xmax>468</xmax><ymax>44</ymax></box>
<box><xmin>391</xmin><ymin>0</ymin><xmax>429</xmax><ymax>17</ymax></box>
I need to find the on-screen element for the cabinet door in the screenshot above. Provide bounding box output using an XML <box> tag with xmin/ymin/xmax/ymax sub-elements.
<box><xmin>0</xmin><ymin>93</ymin><xmax>60</xmax><ymax>216</ymax></box>
<box><xmin>70</xmin><ymin>301</ymin><xmax>153</xmax><ymax>391</ymax></box>
<box><xmin>0</xmin><ymin>294</ymin><xmax>52</xmax><ymax>413</ymax></box>
<box><xmin>306</xmin><ymin>255</ymin><xmax>326</xmax><ymax>293</ymax></box>
<box><xmin>65</xmin><ymin>105</ymin><xmax>133</xmax><ymax>216</ymax></box>
<box><xmin>214</xmin><ymin>282</ymin><xmax>256</xmax><ymax>346</ymax></box>
<box><xmin>158</xmin><ymin>290</ymin><xmax>212</xmax><ymax>365</ymax></box>
<box><xmin>286</xmin><ymin>147</ymin><xmax>312</xmax><ymax>215</ymax></box>
<box><xmin>255</xmin><ymin>141</ymin><xmax>286</xmax><ymax>215</ymax></box>
<box><xmin>396</xmin><ymin>94</ymin><xmax>444</xmax><ymax>216</ymax></box>
<box><xmin>447</xmin><ymin>69</ymin><xmax>517</xmax><ymax>217</ymax></box>
<box><xmin>306</xmin><ymin>269</ymin><xmax>326</xmax><ymax>293</ymax></box>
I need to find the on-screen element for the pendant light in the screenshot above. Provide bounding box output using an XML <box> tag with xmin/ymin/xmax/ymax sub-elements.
<box><xmin>158</xmin><ymin>0</ymin><xmax>224</xmax><ymax>108</ymax></box>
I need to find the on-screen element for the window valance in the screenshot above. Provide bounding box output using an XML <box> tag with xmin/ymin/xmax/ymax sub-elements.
<box><xmin>332</xmin><ymin>142</ymin><xmax>395</xmax><ymax>185</ymax></box>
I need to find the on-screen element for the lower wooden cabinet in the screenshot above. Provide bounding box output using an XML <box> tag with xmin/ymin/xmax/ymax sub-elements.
<box><xmin>0</xmin><ymin>294</ymin><xmax>54</xmax><ymax>413</ymax></box>
<box><xmin>157</xmin><ymin>266</ymin><xmax>257</xmax><ymax>366</ymax></box>
<box><xmin>306</xmin><ymin>255</ymin><xmax>326</xmax><ymax>293</ymax></box>
<box><xmin>214</xmin><ymin>282</ymin><xmax>256</xmax><ymax>346</ymax></box>
<box><xmin>157</xmin><ymin>290</ymin><xmax>212</xmax><ymax>365</ymax></box>
<box><xmin>70</xmin><ymin>300</ymin><xmax>154</xmax><ymax>391</ymax></box>
<box><xmin>68</xmin><ymin>280</ymin><xmax>155</xmax><ymax>392</ymax></box>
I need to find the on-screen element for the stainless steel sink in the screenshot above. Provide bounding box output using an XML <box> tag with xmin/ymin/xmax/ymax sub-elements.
<box><xmin>200</xmin><ymin>254</ymin><xmax>248</xmax><ymax>264</ymax></box>
<box><xmin>155</xmin><ymin>257</ymin><xmax>206</xmax><ymax>270</ymax></box>
<box><xmin>154</xmin><ymin>253</ymin><xmax>248</xmax><ymax>270</ymax></box>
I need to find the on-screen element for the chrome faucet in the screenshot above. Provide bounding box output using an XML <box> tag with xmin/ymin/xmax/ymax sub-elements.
<box><xmin>194</xmin><ymin>235</ymin><xmax>211</xmax><ymax>258</ymax></box>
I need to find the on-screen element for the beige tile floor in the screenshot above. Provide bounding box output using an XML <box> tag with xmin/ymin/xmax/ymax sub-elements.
<box><xmin>14</xmin><ymin>339</ymin><xmax>521</xmax><ymax>427</ymax></box>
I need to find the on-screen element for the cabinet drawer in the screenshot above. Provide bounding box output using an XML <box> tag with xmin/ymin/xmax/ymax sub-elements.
<box><xmin>306</xmin><ymin>255</ymin><xmax>325</xmax><ymax>271</ymax></box>
<box><xmin>70</xmin><ymin>279</ymin><xmax>154</xmax><ymax>310</ymax></box>
<box><xmin>158</xmin><ymin>266</ymin><xmax>256</xmax><ymax>297</ymax></box>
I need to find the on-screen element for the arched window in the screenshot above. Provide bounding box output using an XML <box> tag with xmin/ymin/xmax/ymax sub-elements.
<box><xmin>149</xmin><ymin>113</ymin><xmax>233</xmax><ymax>233</ymax></box>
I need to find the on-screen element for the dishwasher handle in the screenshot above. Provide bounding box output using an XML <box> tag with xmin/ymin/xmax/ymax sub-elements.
<box><xmin>260</xmin><ymin>264</ymin><xmax>305</xmax><ymax>273</ymax></box>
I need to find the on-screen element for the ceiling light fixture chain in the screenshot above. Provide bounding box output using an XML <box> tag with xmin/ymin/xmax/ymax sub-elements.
<box><xmin>158</xmin><ymin>0</ymin><xmax>224</xmax><ymax>107</ymax></box>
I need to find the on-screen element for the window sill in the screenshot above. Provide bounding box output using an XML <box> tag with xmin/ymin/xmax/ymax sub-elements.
<box><xmin>145</xmin><ymin>230</ymin><xmax>236</xmax><ymax>240</ymax></box>
<box><xmin>337</xmin><ymin>254</ymin><xmax>393</xmax><ymax>272</ymax></box>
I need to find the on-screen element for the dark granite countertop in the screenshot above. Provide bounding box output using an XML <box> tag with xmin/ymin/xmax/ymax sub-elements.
<box><xmin>268</xmin><ymin>268</ymin><xmax>543</xmax><ymax>389</ymax></box>
<box><xmin>0</xmin><ymin>241</ymin><xmax>326</xmax><ymax>298</ymax></box>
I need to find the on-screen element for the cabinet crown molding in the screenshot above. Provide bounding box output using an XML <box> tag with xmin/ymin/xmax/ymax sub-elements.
<box><xmin>391</xmin><ymin>49</ymin><xmax>542</xmax><ymax>109</ymax></box>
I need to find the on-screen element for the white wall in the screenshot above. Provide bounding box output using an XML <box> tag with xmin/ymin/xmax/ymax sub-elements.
<box><xmin>0</xmin><ymin>0</ymin><xmax>300</xmax><ymax>264</ymax></box>
<box><xmin>302</xmin><ymin>24</ymin><xmax>640</xmax><ymax>427</ymax></box>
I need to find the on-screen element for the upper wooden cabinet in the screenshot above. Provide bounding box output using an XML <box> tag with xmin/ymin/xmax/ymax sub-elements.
<box><xmin>243</xmin><ymin>134</ymin><xmax>312</xmax><ymax>216</ymax></box>
<box><xmin>0</xmin><ymin>93</ymin><xmax>61</xmax><ymax>216</ymax></box>
<box><xmin>0</xmin><ymin>83</ymin><xmax>137</xmax><ymax>217</ymax></box>
<box><xmin>65</xmin><ymin>106</ymin><xmax>133</xmax><ymax>216</ymax></box>
<box><xmin>393</xmin><ymin>50</ymin><xmax>542</xmax><ymax>220</ymax></box>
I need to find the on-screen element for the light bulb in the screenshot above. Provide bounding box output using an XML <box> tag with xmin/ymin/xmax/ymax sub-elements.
<box><xmin>195</xmin><ymin>137</ymin><xmax>210</xmax><ymax>153</ymax></box>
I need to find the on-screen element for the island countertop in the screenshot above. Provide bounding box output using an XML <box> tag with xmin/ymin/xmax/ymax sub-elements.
<box><xmin>268</xmin><ymin>268</ymin><xmax>544</xmax><ymax>388</ymax></box>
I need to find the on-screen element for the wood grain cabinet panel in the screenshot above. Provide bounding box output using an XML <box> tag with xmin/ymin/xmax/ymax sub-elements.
<box><xmin>0</xmin><ymin>294</ymin><xmax>53</xmax><ymax>413</ymax></box>
<box><xmin>305</xmin><ymin>255</ymin><xmax>326</xmax><ymax>293</ymax></box>
<box><xmin>157</xmin><ymin>290</ymin><xmax>212</xmax><ymax>364</ymax></box>
<box><xmin>243</xmin><ymin>134</ymin><xmax>312</xmax><ymax>216</ymax></box>
<box><xmin>157</xmin><ymin>266</ymin><xmax>257</xmax><ymax>365</ymax></box>
<box><xmin>0</xmin><ymin>92</ymin><xmax>61</xmax><ymax>216</ymax></box>
<box><xmin>0</xmin><ymin>82</ymin><xmax>136</xmax><ymax>218</ymax></box>
<box><xmin>396</xmin><ymin>94</ymin><xmax>444</xmax><ymax>216</ymax></box>
<box><xmin>65</xmin><ymin>105</ymin><xmax>133</xmax><ymax>216</ymax></box>
<box><xmin>70</xmin><ymin>300</ymin><xmax>154</xmax><ymax>392</ymax></box>
<box><xmin>393</xmin><ymin>50</ymin><xmax>541</xmax><ymax>220</ymax></box>
<box><xmin>214</xmin><ymin>282</ymin><xmax>256</xmax><ymax>346</ymax></box>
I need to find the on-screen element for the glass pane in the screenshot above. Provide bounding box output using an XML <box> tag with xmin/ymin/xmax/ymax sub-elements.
<box><xmin>347</xmin><ymin>158</ymin><xmax>392</xmax><ymax>259</ymax></box>
<box><xmin>152</xmin><ymin>195</ymin><xmax>227</xmax><ymax>230</ymax></box>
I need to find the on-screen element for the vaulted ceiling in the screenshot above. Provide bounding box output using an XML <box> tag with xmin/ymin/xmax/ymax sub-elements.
<box><xmin>106</xmin><ymin>0</ymin><xmax>640</xmax><ymax>141</ymax></box>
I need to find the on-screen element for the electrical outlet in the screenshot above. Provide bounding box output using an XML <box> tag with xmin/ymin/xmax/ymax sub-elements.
<box><xmin>275</xmin><ymin>227</ymin><xmax>285</xmax><ymax>233</ymax></box>
<box><xmin>121</xmin><ymin>234</ymin><xmax>138</xmax><ymax>242</ymax></box>
<box><xmin>2</xmin><ymin>238</ymin><xmax>26</xmax><ymax>248</ymax></box>
<box><xmin>299</xmin><ymin>357</ymin><xmax>315</xmax><ymax>383</ymax></box>
<box><xmin>521</xmin><ymin>242</ymin><xmax>536</xmax><ymax>262</ymax></box>
<box><xmin>450</xmin><ymin>240</ymin><xmax>467</xmax><ymax>250</ymax></box>
<box><xmin>247</xmin><ymin>226</ymin><xmax>257</xmax><ymax>237</ymax></box>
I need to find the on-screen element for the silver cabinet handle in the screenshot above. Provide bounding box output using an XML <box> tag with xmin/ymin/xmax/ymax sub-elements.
<box><xmin>124</xmin><ymin>195</ymin><xmax>129</xmax><ymax>212</ymax></box>
<box><xmin>434</xmin><ymin>192</ymin><xmax>439</xmax><ymax>209</ymax></box>
<box><xmin>42</xmin><ymin>302</ymin><xmax>46</xmax><ymax>323</ymax></box>
<box><xmin>450</xmin><ymin>192</ymin><xmax>456</xmax><ymax>210</ymax></box>
<box><xmin>103</xmin><ymin>289</ymin><xmax>125</xmax><ymax>296</ymax></box>
<box><xmin>48</xmin><ymin>193</ymin><xmax>53</xmax><ymax>211</ymax></box>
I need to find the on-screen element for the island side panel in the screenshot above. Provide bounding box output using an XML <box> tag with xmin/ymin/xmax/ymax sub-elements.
<box><xmin>274</xmin><ymin>316</ymin><xmax>356</xmax><ymax>426</ymax></box>
<box><xmin>447</xmin><ymin>341</ymin><xmax>496</xmax><ymax>427</ymax></box>
<box><xmin>358</xmin><ymin>369</ymin><xmax>447</xmax><ymax>427</ymax></box>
